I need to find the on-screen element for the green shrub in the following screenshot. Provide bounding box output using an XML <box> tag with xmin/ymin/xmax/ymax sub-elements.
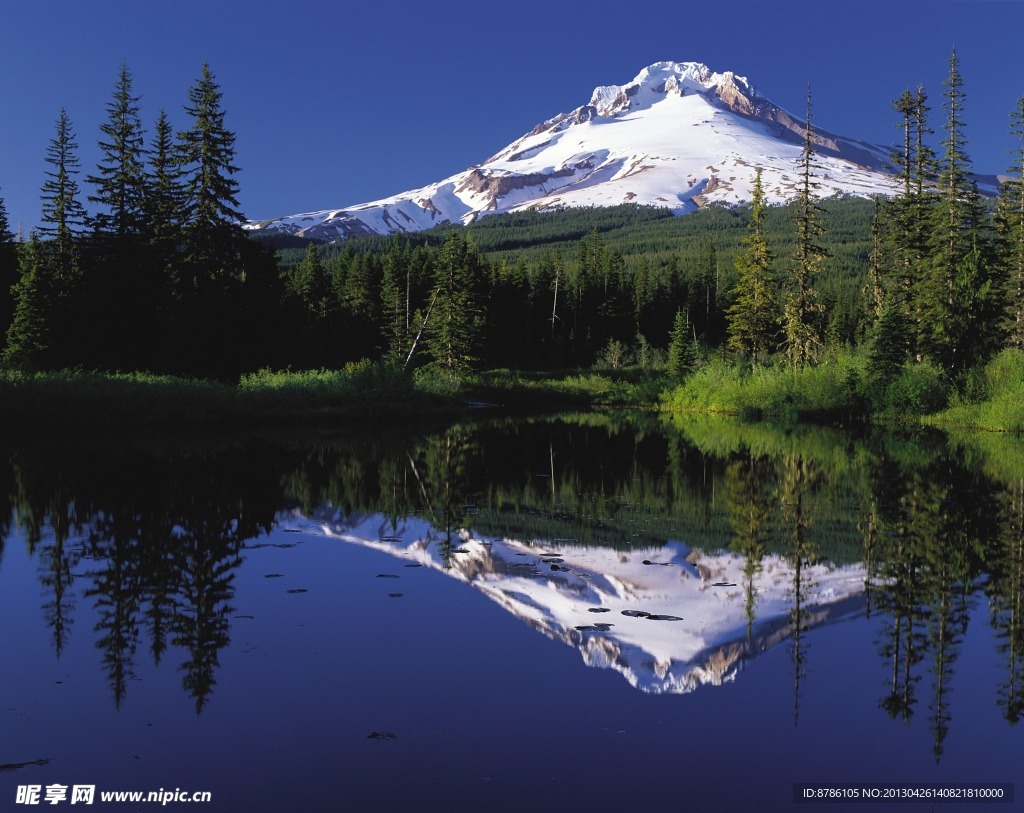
<box><xmin>881</xmin><ymin>362</ymin><xmax>948</xmax><ymax>415</ymax></box>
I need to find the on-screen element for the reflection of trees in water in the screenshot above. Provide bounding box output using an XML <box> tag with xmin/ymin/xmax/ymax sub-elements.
<box><xmin>0</xmin><ymin>417</ymin><xmax>1022</xmax><ymax>743</ymax></box>
<box><xmin>988</xmin><ymin>477</ymin><xmax>1024</xmax><ymax>724</ymax></box>
<box><xmin>722</xmin><ymin>455</ymin><xmax>776</xmax><ymax>641</ymax></box>
<box><xmin>865</xmin><ymin>449</ymin><xmax>995</xmax><ymax>762</ymax></box>
<box><xmin>779</xmin><ymin>453</ymin><xmax>821</xmax><ymax>728</ymax></box>
<box><xmin>0</xmin><ymin>440</ymin><xmax>277</xmax><ymax>711</ymax></box>
<box><xmin>170</xmin><ymin>517</ymin><xmax>245</xmax><ymax>714</ymax></box>
<box><xmin>410</xmin><ymin>425</ymin><xmax>476</xmax><ymax>565</ymax></box>
<box><xmin>864</xmin><ymin>463</ymin><xmax>929</xmax><ymax>725</ymax></box>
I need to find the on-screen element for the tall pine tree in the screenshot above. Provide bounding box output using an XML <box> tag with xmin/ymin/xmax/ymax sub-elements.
<box><xmin>0</xmin><ymin>192</ymin><xmax>18</xmax><ymax>349</ymax></box>
<box><xmin>726</xmin><ymin>168</ymin><xmax>779</xmax><ymax>366</ymax></box>
<box><xmin>177</xmin><ymin>62</ymin><xmax>245</xmax><ymax>289</ymax></box>
<box><xmin>997</xmin><ymin>97</ymin><xmax>1024</xmax><ymax>349</ymax></box>
<box><xmin>919</xmin><ymin>49</ymin><xmax>994</xmax><ymax>372</ymax></box>
<box><xmin>4</xmin><ymin>234</ymin><xmax>52</xmax><ymax>364</ymax></box>
<box><xmin>425</xmin><ymin>232</ymin><xmax>484</xmax><ymax>377</ymax></box>
<box><xmin>88</xmin><ymin>63</ymin><xmax>146</xmax><ymax>240</ymax></box>
<box><xmin>39</xmin><ymin>108</ymin><xmax>87</xmax><ymax>287</ymax></box>
<box><xmin>783</xmin><ymin>84</ymin><xmax>827</xmax><ymax>368</ymax></box>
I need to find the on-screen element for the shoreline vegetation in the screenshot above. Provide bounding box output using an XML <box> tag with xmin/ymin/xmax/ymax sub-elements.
<box><xmin>2</xmin><ymin>345</ymin><xmax>1022</xmax><ymax>433</ymax></box>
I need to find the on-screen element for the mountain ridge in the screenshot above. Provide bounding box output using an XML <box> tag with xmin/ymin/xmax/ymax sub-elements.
<box><xmin>246</xmin><ymin>60</ymin><xmax>931</xmax><ymax>241</ymax></box>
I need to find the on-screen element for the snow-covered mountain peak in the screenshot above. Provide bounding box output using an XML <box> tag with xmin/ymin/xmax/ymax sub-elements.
<box><xmin>579</xmin><ymin>61</ymin><xmax>758</xmax><ymax>120</ymax></box>
<box><xmin>249</xmin><ymin>59</ymin><xmax>905</xmax><ymax>241</ymax></box>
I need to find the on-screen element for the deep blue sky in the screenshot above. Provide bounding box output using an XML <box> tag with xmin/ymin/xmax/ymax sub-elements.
<box><xmin>1</xmin><ymin>0</ymin><xmax>1022</xmax><ymax>232</ymax></box>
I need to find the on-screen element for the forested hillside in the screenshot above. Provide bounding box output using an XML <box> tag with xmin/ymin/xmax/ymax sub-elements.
<box><xmin>2</xmin><ymin>50</ymin><xmax>1022</xmax><ymax>428</ymax></box>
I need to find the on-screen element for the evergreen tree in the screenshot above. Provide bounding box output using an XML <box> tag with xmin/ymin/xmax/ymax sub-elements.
<box><xmin>783</xmin><ymin>84</ymin><xmax>827</xmax><ymax>368</ymax></box>
<box><xmin>998</xmin><ymin>97</ymin><xmax>1024</xmax><ymax>349</ymax></box>
<box><xmin>919</xmin><ymin>49</ymin><xmax>994</xmax><ymax>372</ymax></box>
<box><xmin>726</xmin><ymin>168</ymin><xmax>778</xmax><ymax>365</ymax></box>
<box><xmin>39</xmin><ymin>108</ymin><xmax>87</xmax><ymax>286</ymax></box>
<box><xmin>425</xmin><ymin>232</ymin><xmax>484</xmax><ymax>377</ymax></box>
<box><xmin>380</xmin><ymin>237</ymin><xmax>410</xmax><ymax>364</ymax></box>
<box><xmin>144</xmin><ymin>109</ymin><xmax>186</xmax><ymax>284</ymax></box>
<box><xmin>88</xmin><ymin>63</ymin><xmax>146</xmax><ymax>240</ymax></box>
<box><xmin>177</xmin><ymin>62</ymin><xmax>245</xmax><ymax>286</ymax></box>
<box><xmin>666</xmin><ymin>308</ymin><xmax>696</xmax><ymax>381</ymax></box>
<box><xmin>4</xmin><ymin>234</ymin><xmax>53</xmax><ymax>363</ymax></box>
<box><xmin>0</xmin><ymin>192</ymin><xmax>18</xmax><ymax>347</ymax></box>
<box><xmin>293</xmin><ymin>243</ymin><xmax>331</xmax><ymax>318</ymax></box>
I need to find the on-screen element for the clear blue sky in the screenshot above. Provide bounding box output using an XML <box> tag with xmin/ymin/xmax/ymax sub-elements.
<box><xmin>1</xmin><ymin>0</ymin><xmax>1022</xmax><ymax>233</ymax></box>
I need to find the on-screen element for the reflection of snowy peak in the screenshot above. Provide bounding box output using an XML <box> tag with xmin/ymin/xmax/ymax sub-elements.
<box><xmin>248</xmin><ymin>61</ymin><xmax>903</xmax><ymax>241</ymax></box>
<box><xmin>290</xmin><ymin>509</ymin><xmax>866</xmax><ymax>694</ymax></box>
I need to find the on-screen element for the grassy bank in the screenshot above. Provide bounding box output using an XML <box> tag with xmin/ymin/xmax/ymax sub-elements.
<box><xmin>658</xmin><ymin>349</ymin><xmax>953</xmax><ymax>424</ymax></box>
<box><xmin>926</xmin><ymin>349</ymin><xmax>1024</xmax><ymax>434</ymax></box>
<box><xmin>0</xmin><ymin>361</ymin><xmax>663</xmax><ymax>428</ymax></box>
<box><xmin>4</xmin><ymin>349</ymin><xmax>1022</xmax><ymax>433</ymax></box>
<box><xmin>0</xmin><ymin>362</ymin><xmax>456</xmax><ymax>428</ymax></box>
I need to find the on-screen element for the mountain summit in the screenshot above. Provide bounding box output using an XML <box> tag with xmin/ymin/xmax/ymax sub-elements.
<box><xmin>250</xmin><ymin>61</ymin><xmax>898</xmax><ymax>240</ymax></box>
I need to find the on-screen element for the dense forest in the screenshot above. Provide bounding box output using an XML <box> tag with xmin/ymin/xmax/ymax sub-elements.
<box><xmin>1</xmin><ymin>51</ymin><xmax>1023</xmax><ymax>412</ymax></box>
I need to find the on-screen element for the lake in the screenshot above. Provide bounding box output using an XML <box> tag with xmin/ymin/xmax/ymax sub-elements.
<box><xmin>0</xmin><ymin>414</ymin><xmax>1020</xmax><ymax>811</ymax></box>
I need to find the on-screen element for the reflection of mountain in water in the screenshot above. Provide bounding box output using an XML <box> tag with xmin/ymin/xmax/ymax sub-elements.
<box><xmin>291</xmin><ymin>509</ymin><xmax>866</xmax><ymax>694</ymax></box>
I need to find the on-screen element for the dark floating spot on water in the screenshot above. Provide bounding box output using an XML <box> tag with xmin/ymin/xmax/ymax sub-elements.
<box><xmin>541</xmin><ymin>557</ymin><xmax>564</xmax><ymax>564</ymax></box>
<box><xmin>550</xmin><ymin>564</ymin><xmax>567</xmax><ymax>571</ymax></box>
<box><xmin>388</xmin><ymin>593</ymin><xmax>404</xmax><ymax>598</ymax></box>
<box><xmin>404</xmin><ymin>564</ymin><xmax>423</xmax><ymax>568</ymax></box>
<box><xmin>646</xmin><ymin>614</ymin><xmax>684</xmax><ymax>621</ymax></box>
<box><xmin>642</xmin><ymin>560</ymin><xmax>672</xmax><ymax>566</ymax></box>
<box><xmin>588</xmin><ymin>608</ymin><xmax>612</xmax><ymax>614</ymax></box>
<box><xmin>379</xmin><ymin>536</ymin><xmax>403</xmax><ymax>543</ymax></box>
<box><xmin>574</xmin><ymin>625</ymin><xmax>607</xmax><ymax>632</ymax></box>
<box><xmin>712</xmin><ymin>582</ymin><xmax>737</xmax><ymax>587</ymax></box>
<box><xmin>286</xmin><ymin>589</ymin><xmax>308</xmax><ymax>594</ymax></box>
<box><xmin>515</xmin><ymin>553</ymin><xmax>529</xmax><ymax>556</ymax></box>
<box><xmin>0</xmin><ymin>758</ymin><xmax>51</xmax><ymax>773</ymax></box>
<box><xmin>621</xmin><ymin>610</ymin><xmax>651</xmax><ymax>618</ymax></box>
<box><xmin>376</xmin><ymin>574</ymin><xmax>400</xmax><ymax>579</ymax></box>
<box><xmin>368</xmin><ymin>731</ymin><xmax>398</xmax><ymax>740</ymax></box>
<box><xmin>264</xmin><ymin>574</ymin><xmax>284</xmax><ymax>578</ymax></box>
<box><xmin>282</xmin><ymin>529</ymin><xmax>302</xmax><ymax>534</ymax></box>
<box><xmin>234</xmin><ymin>615</ymin><xmax>255</xmax><ymax>619</ymax></box>
<box><xmin>642</xmin><ymin>560</ymin><xmax>653</xmax><ymax>565</ymax></box>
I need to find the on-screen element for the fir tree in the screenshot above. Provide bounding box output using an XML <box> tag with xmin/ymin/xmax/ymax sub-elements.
<box><xmin>425</xmin><ymin>232</ymin><xmax>484</xmax><ymax>377</ymax></box>
<box><xmin>998</xmin><ymin>97</ymin><xmax>1024</xmax><ymax>349</ymax></box>
<box><xmin>4</xmin><ymin>234</ymin><xmax>52</xmax><ymax>363</ymax></box>
<box><xmin>726</xmin><ymin>168</ymin><xmax>778</xmax><ymax>365</ymax></box>
<box><xmin>919</xmin><ymin>49</ymin><xmax>994</xmax><ymax>372</ymax></box>
<box><xmin>39</xmin><ymin>108</ymin><xmax>87</xmax><ymax>286</ymax></box>
<box><xmin>144</xmin><ymin>109</ymin><xmax>186</xmax><ymax>275</ymax></box>
<box><xmin>783</xmin><ymin>84</ymin><xmax>827</xmax><ymax>368</ymax></box>
<box><xmin>666</xmin><ymin>308</ymin><xmax>696</xmax><ymax>381</ymax></box>
<box><xmin>293</xmin><ymin>243</ymin><xmax>331</xmax><ymax>318</ymax></box>
<box><xmin>88</xmin><ymin>63</ymin><xmax>146</xmax><ymax>240</ymax></box>
<box><xmin>177</xmin><ymin>62</ymin><xmax>244</xmax><ymax>285</ymax></box>
<box><xmin>380</xmin><ymin>237</ymin><xmax>410</xmax><ymax>364</ymax></box>
<box><xmin>0</xmin><ymin>192</ymin><xmax>18</xmax><ymax>347</ymax></box>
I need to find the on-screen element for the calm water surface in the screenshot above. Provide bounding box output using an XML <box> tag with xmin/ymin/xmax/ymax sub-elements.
<box><xmin>0</xmin><ymin>415</ymin><xmax>1021</xmax><ymax>812</ymax></box>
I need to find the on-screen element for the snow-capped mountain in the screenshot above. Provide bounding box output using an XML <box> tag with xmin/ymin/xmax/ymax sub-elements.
<box><xmin>249</xmin><ymin>60</ymin><xmax>902</xmax><ymax>241</ymax></box>
<box><xmin>286</xmin><ymin>508</ymin><xmax>866</xmax><ymax>694</ymax></box>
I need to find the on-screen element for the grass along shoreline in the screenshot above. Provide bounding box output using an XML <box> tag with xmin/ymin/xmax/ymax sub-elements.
<box><xmin>3</xmin><ymin>348</ymin><xmax>1023</xmax><ymax>433</ymax></box>
<box><xmin>0</xmin><ymin>362</ymin><xmax>659</xmax><ymax>428</ymax></box>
